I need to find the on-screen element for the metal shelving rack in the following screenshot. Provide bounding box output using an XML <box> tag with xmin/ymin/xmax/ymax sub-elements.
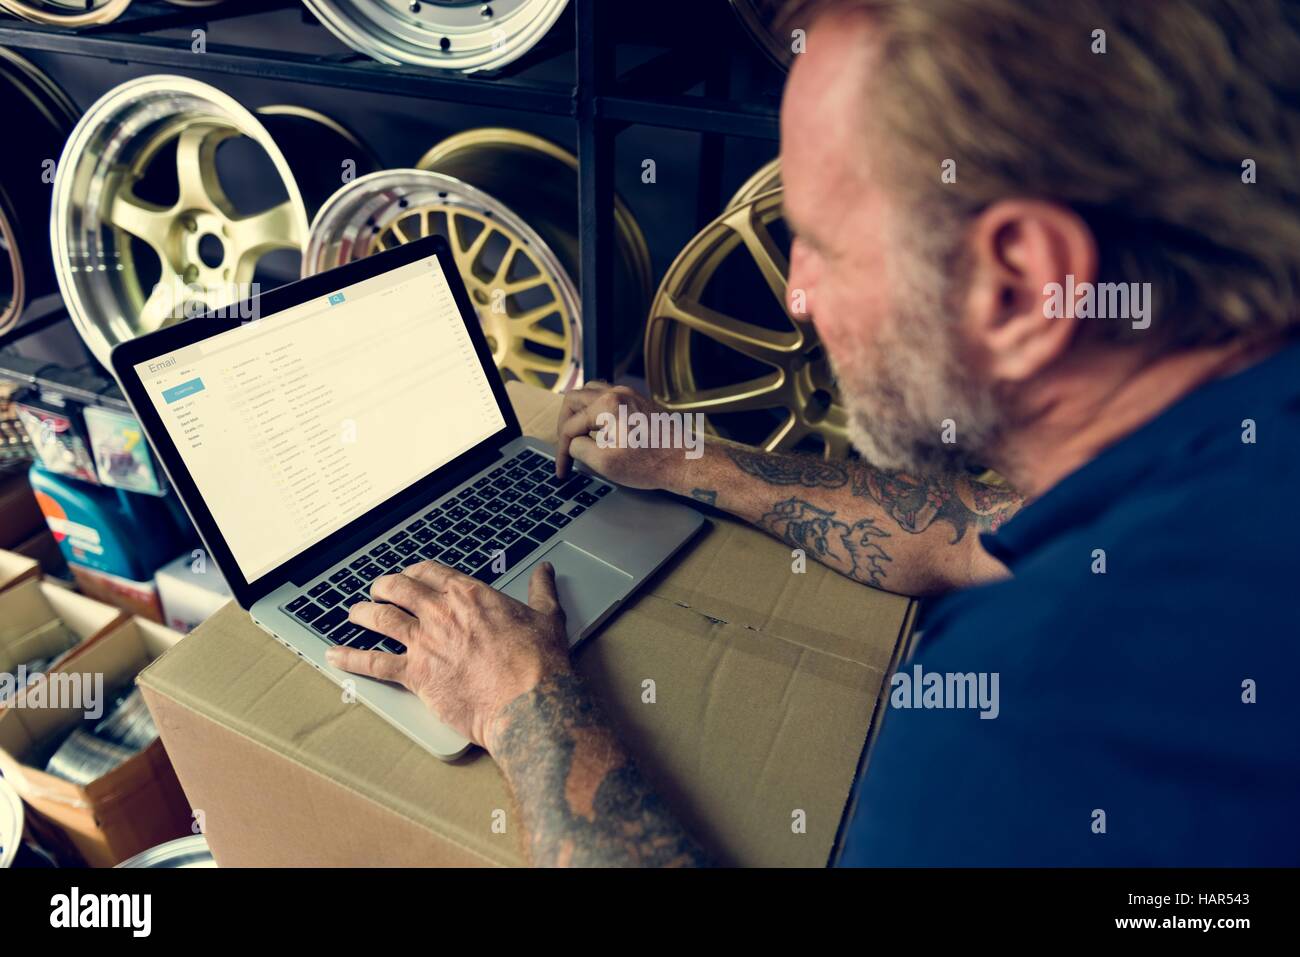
<box><xmin>0</xmin><ymin>0</ymin><xmax>782</xmax><ymax>387</ymax></box>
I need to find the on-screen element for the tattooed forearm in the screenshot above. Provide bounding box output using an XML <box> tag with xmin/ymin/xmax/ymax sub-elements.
<box><xmin>690</xmin><ymin>488</ymin><xmax>718</xmax><ymax>505</ymax></box>
<box><xmin>757</xmin><ymin>497</ymin><xmax>893</xmax><ymax>587</ymax></box>
<box><xmin>725</xmin><ymin>445</ymin><xmax>850</xmax><ymax>489</ymax></box>
<box><xmin>490</xmin><ymin>672</ymin><xmax>712</xmax><ymax>867</ymax></box>
<box><xmin>724</xmin><ymin>444</ymin><xmax>1018</xmax><ymax>543</ymax></box>
<box><xmin>702</xmin><ymin>443</ymin><xmax>1020</xmax><ymax>592</ymax></box>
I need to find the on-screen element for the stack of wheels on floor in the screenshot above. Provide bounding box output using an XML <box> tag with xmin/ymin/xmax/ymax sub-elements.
<box><xmin>0</xmin><ymin>0</ymin><xmax>224</xmax><ymax>28</ymax></box>
<box><xmin>0</xmin><ymin>50</ymin><xmax>78</xmax><ymax>336</ymax></box>
<box><xmin>301</xmin><ymin>0</ymin><xmax>572</xmax><ymax>73</ymax></box>
<box><xmin>50</xmin><ymin>76</ymin><xmax>378</xmax><ymax>368</ymax></box>
<box><xmin>644</xmin><ymin>159</ymin><xmax>853</xmax><ymax>460</ymax></box>
<box><xmin>304</xmin><ymin>129</ymin><xmax>652</xmax><ymax>392</ymax></box>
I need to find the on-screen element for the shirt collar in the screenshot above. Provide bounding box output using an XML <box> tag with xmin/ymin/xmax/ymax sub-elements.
<box><xmin>981</xmin><ymin>337</ymin><xmax>1300</xmax><ymax>567</ymax></box>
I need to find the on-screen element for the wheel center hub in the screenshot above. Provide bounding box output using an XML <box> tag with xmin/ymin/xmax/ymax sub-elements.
<box><xmin>175</xmin><ymin>211</ymin><xmax>230</xmax><ymax>283</ymax></box>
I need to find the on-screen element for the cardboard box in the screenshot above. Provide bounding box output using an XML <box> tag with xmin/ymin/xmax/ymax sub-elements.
<box><xmin>70</xmin><ymin>563</ymin><xmax>164</xmax><ymax>624</ymax></box>
<box><xmin>0</xmin><ymin>616</ymin><xmax>191</xmax><ymax>867</ymax></box>
<box><xmin>0</xmin><ymin>577</ymin><xmax>126</xmax><ymax>680</ymax></box>
<box><xmin>0</xmin><ymin>549</ymin><xmax>40</xmax><ymax>595</ymax></box>
<box><xmin>155</xmin><ymin>551</ymin><xmax>233</xmax><ymax>634</ymax></box>
<box><xmin>138</xmin><ymin>383</ymin><xmax>917</xmax><ymax>866</ymax></box>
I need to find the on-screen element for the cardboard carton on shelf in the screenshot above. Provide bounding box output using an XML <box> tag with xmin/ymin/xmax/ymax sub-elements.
<box><xmin>0</xmin><ymin>616</ymin><xmax>191</xmax><ymax>867</ymax></box>
<box><xmin>138</xmin><ymin>383</ymin><xmax>918</xmax><ymax>866</ymax></box>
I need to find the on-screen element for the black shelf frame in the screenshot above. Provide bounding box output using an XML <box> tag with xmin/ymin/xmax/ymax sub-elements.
<box><xmin>0</xmin><ymin>0</ymin><xmax>781</xmax><ymax>386</ymax></box>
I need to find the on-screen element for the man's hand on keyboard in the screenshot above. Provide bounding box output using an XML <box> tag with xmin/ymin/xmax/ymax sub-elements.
<box><xmin>554</xmin><ymin>381</ymin><xmax>679</xmax><ymax>488</ymax></box>
<box><xmin>325</xmin><ymin>559</ymin><xmax>570</xmax><ymax>753</ymax></box>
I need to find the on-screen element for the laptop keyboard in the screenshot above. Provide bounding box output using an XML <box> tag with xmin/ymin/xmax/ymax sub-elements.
<box><xmin>280</xmin><ymin>449</ymin><xmax>613</xmax><ymax>654</ymax></box>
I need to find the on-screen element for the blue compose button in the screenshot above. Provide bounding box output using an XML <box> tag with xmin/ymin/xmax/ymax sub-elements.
<box><xmin>162</xmin><ymin>378</ymin><xmax>205</xmax><ymax>403</ymax></box>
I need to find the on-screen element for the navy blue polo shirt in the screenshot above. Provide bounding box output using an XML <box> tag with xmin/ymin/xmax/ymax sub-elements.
<box><xmin>838</xmin><ymin>339</ymin><xmax>1300</xmax><ymax>866</ymax></box>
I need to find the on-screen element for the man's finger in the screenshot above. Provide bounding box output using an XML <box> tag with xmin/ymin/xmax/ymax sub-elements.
<box><xmin>397</xmin><ymin>559</ymin><xmax>456</xmax><ymax>591</ymax></box>
<box><xmin>556</xmin><ymin>384</ymin><xmax>615</xmax><ymax>476</ymax></box>
<box><xmin>325</xmin><ymin>645</ymin><xmax>407</xmax><ymax>684</ymax></box>
<box><xmin>527</xmin><ymin>561</ymin><xmax>565</xmax><ymax>620</ymax></box>
<box><xmin>556</xmin><ymin>399</ymin><xmax>616</xmax><ymax>478</ymax></box>
<box><xmin>349</xmin><ymin>600</ymin><xmax>418</xmax><ymax>643</ymax></box>
<box><xmin>567</xmin><ymin>434</ymin><xmax>601</xmax><ymax>472</ymax></box>
<box><xmin>370</xmin><ymin>571</ymin><xmax>438</xmax><ymax>615</ymax></box>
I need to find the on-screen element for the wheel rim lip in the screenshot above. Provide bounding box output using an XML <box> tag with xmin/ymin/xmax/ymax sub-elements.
<box><xmin>646</xmin><ymin>186</ymin><xmax>850</xmax><ymax>457</ymax></box>
<box><xmin>305</xmin><ymin>167</ymin><xmax>582</xmax><ymax>391</ymax></box>
<box><xmin>0</xmin><ymin>0</ymin><xmax>131</xmax><ymax>26</ymax></box>
<box><xmin>302</xmin><ymin>0</ymin><xmax>570</xmax><ymax>73</ymax></box>
<box><xmin>0</xmin><ymin>50</ymin><xmax>72</xmax><ymax>334</ymax></box>
<box><xmin>51</xmin><ymin>75</ymin><xmax>310</xmax><ymax>368</ymax></box>
<box><xmin>0</xmin><ymin>188</ymin><xmax>26</xmax><ymax>336</ymax></box>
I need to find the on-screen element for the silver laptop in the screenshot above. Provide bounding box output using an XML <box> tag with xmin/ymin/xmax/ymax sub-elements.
<box><xmin>112</xmin><ymin>234</ymin><xmax>704</xmax><ymax>760</ymax></box>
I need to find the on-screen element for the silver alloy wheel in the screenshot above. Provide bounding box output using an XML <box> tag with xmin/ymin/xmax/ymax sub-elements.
<box><xmin>301</xmin><ymin>0</ymin><xmax>570</xmax><ymax>73</ymax></box>
<box><xmin>50</xmin><ymin>76</ymin><xmax>311</xmax><ymax>368</ymax></box>
<box><xmin>305</xmin><ymin>168</ymin><xmax>583</xmax><ymax>392</ymax></box>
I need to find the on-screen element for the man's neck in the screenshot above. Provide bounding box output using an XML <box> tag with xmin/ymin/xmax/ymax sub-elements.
<box><xmin>994</xmin><ymin>337</ymin><xmax>1282</xmax><ymax>501</ymax></box>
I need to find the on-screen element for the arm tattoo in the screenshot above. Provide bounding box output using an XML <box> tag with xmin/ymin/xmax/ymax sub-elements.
<box><xmin>690</xmin><ymin>488</ymin><xmax>718</xmax><ymax>505</ymax></box>
<box><xmin>725</xmin><ymin>445</ymin><xmax>1018</xmax><ymax>544</ymax></box>
<box><xmin>853</xmin><ymin>469</ymin><xmax>1019</xmax><ymax>543</ymax></box>
<box><xmin>725</xmin><ymin>445</ymin><xmax>849</xmax><ymax>488</ymax></box>
<box><xmin>757</xmin><ymin>497</ymin><xmax>893</xmax><ymax>588</ymax></box>
<box><xmin>492</xmin><ymin>673</ymin><xmax>712</xmax><ymax>867</ymax></box>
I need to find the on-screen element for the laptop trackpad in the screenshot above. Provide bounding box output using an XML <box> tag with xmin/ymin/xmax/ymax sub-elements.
<box><xmin>500</xmin><ymin>541</ymin><xmax>633</xmax><ymax>645</ymax></box>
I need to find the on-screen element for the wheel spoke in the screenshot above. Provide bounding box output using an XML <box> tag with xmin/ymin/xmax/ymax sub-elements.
<box><xmin>228</xmin><ymin>200</ymin><xmax>303</xmax><ymax>276</ymax></box>
<box><xmin>108</xmin><ymin>190</ymin><xmax>171</xmax><ymax>259</ymax></box>
<box><xmin>137</xmin><ymin>278</ymin><xmax>180</xmax><ymax>334</ymax></box>
<box><xmin>451</xmin><ymin>212</ymin><xmax>493</xmax><ymax>268</ymax></box>
<box><xmin>659</xmin><ymin>293</ymin><xmax>798</xmax><ymax>366</ymax></box>
<box><xmin>762</xmin><ymin>411</ymin><xmax>804</xmax><ymax>452</ymax></box>
<box><xmin>660</xmin><ymin>373</ymin><xmax>788</xmax><ymax>415</ymax></box>
<box><xmin>175</xmin><ymin>124</ymin><xmax>234</xmax><ymax>214</ymax></box>
<box><xmin>733</xmin><ymin>206</ymin><xmax>790</xmax><ymax>308</ymax></box>
<box><xmin>515</xmin><ymin>324</ymin><xmax>566</xmax><ymax>351</ymax></box>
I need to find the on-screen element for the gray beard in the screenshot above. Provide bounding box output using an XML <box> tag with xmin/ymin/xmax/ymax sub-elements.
<box><xmin>832</xmin><ymin>269</ymin><xmax>1003</xmax><ymax>476</ymax></box>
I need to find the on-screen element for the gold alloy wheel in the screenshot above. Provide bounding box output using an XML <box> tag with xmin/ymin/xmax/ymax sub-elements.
<box><xmin>0</xmin><ymin>49</ymin><xmax>78</xmax><ymax>335</ymax></box>
<box><xmin>306</xmin><ymin>168</ymin><xmax>583</xmax><ymax>391</ymax></box>
<box><xmin>645</xmin><ymin>184</ymin><xmax>851</xmax><ymax>459</ymax></box>
<box><xmin>0</xmin><ymin>0</ymin><xmax>131</xmax><ymax>26</ymax></box>
<box><xmin>51</xmin><ymin>77</ymin><xmax>374</xmax><ymax>367</ymax></box>
<box><xmin>306</xmin><ymin>128</ymin><xmax>651</xmax><ymax>392</ymax></box>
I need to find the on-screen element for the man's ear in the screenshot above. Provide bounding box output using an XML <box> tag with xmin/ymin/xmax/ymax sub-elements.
<box><xmin>960</xmin><ymin>200</ymin><xmax>1098</xmax><ymax>383</ymax></box>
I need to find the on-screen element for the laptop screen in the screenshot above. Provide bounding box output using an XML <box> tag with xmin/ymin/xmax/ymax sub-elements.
<box><xmin>134</xmin><ymin>254</ymin><xmax>507</xmax><ymax>581</ymax></box>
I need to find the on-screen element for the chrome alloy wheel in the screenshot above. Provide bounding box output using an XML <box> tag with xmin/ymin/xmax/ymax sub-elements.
<box><xmin>302</xmin><ymin>0</ymin><xmax>570</xmax><ymax>73</ymax></box>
